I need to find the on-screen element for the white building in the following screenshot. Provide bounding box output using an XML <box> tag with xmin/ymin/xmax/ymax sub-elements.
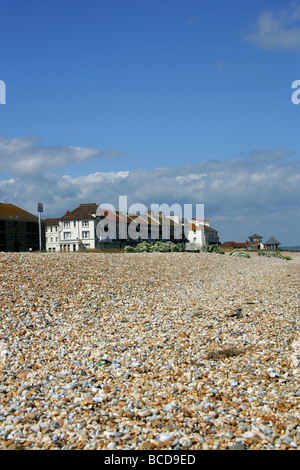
<box><xmin>59</xmin><ymin>203</ymin><xmax>97</xmax><ymax>251</ymax></box>
<box><xmin>45</xmin><ymin>218</ymin><xmax>60</xmax><ymax>252</ymax></box>
<box><xmin>45</xmin><ymin>203</ymin><xmax>98</xmax><ymax>252</ymax></box>
<box><xmin>95</xmin><ymin>209</ymin><xmax>187</xmax><ymax>248</ymax></box>
<box><xmin>45</xmin><ymin>204</ymin><xmax>217</xmax><ymax>251</ymax></box>
<box><xmin>187</xmin><ymin>219</ymin><xmax>219</xmax><ymax>246</ymax></box>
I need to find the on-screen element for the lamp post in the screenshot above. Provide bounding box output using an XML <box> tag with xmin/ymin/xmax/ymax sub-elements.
<box><xmin>37</xmin><ymin>203</ymin><xmax>43</xmax><ymax>251</ymax></box>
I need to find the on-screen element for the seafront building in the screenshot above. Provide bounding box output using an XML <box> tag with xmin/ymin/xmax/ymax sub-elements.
<box><xmin>45</xmin><ymin>203</ymin><xmax>219</xmax><ymax>251</ymax></box>
<box><xmin>45</xmin><ymin>203</ymin><xmax>98</xmax><ymax>252</ymax></box>
<box><xmin>0</xmin><ymin>203</ymin><xmax>45</xmax><ymax>252</ymax></box>
<box><xmin>187</xmin><ymin>218</ymin><xmax>219</xmax><ymax>246</ymax></box>
<box><xmin>221</xmin><ymin>234</ymin><xmax>282</xmax><ymax>250</ymax></box>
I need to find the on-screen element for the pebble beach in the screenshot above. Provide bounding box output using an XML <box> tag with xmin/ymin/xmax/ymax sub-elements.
<box><xmin>0</xmin><ymin>250</ymin><xmax>299</xmax><ymax>450</ymax></box>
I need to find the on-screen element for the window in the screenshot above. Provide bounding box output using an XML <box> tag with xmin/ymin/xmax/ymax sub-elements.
<box><xmin>74</xmin><ymin>221</ymin><xmax>76</xmax><ymax>227</ymax></box>
<box><xmin>82</xmin><ymin>231</ymin><xmax>90</xmax><ymax>239</ymax></box>
<box><xmin>50</xmin><ymin>227</ymin><xmax>53</xmax><ymax>232</ymax></box>
<box><xmin>64</xmin><ymin>232</ymin><xmax>71</xmax><ymax>240</ymax></box>
<box><xmin>82</xmin><ymin>220</ymin><xmax>89</xmax><ymax>227</ymax></box>
<box><xmin>64</xmin><ymin>221</ymin><xmax>70</xmax><ymax>228</ymax></box>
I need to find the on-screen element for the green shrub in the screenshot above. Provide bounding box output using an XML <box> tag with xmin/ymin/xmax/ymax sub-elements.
<box><xmin>124</xmin><ymin>246</ymin><xmax>136</xmax><ymax>253</ymax></box>
<box><xmin>200</xmin><ymin>244</ymin><xmax>225</xmax><ymax>254</ymax></box>
<box><xmin>125</xmin><ymin>241</ymin><xmax>186</xmax><ymax>253</ymax></box>
<box><xmin>229</xmin><ymin>249</ymin><xmax>250</xmax><ymax>258</ymax></box>
<box><xmin>257</xmin><ymin>251</ymin><xmax>292</xmax><ymax>260</ymax></box>
<box><xmin>211</xmin><ymin>245</ymin><xmax>225</xmax><ymax>254</ymax></box>
<box><xmin>186</xmin><ymin>242</ymin><xmax>202</xmax><ymax>252</ymax></box>
<box><xmin>135</xmin><ymin>241</ymin><xmax>152</xmax><ymax>252</ymax></box>
<box><xmin>172</xmin><ymin>242</ymin><xmax>186</xmax><ymax>252</ymax></box>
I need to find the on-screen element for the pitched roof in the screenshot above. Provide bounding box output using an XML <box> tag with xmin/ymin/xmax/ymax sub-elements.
<box><xmin>44</xmin><ymin>218</ymin><xmax>60</xmax><ymax>226</ymax></box>
<box><xmin>204</xmin><ymin>225</ymin><xmax>218</xmax><ymax>233</ymax></box>
<box><xmin>264</xmin><ymin>237</ymin><xmax>281</xmax><ymax>245</ymax></box>
<box><xmin>221</xmin><ymin>241</ymin><xmax>246</xmax><ymax>248</ymax></box>
<box><xmin>0</xmin><ymin>203</ymin><xmax>39</xmax><ymax>222</ymax></box>
<box><xmin>249</xmin><ymin>234</ymin><xmax>263</xmax><ymax>239</ymax></box>
<box><xmin>61</xmin><ymin>203</ymin><xmax>97</xmax><ymax>220</ymax></box>
<box><xmin>188</xmin><ymin>223</ymin><xmax>218</xmax><ymax>233</ymax></box>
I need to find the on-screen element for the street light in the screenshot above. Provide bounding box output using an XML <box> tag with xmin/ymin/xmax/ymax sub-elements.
<box><xmin>37</xmin><ymin>203</ymin><xmax>43</xmax><ymax>251</ymax></box>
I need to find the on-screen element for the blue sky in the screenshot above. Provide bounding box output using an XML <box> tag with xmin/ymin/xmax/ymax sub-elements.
<box><xmin>0</xmin><ymin>0</ymin><xmax>300</xmax><ymax>245</ymax></box>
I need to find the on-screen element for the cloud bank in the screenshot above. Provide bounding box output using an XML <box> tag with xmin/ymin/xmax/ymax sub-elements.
<box><xmin>0</xmin><ymin>136</ymin><xmax>299</xmax><ymax>245</ymax></box>
<box><xmin>0</xmin><ymin>136</ymin><xmax>126</xmax><ymax>177</ymax></box>
<box><xmin>243</xmin><ymin>2</ymin><xmax>300</xmax><ymax>51</ymax></box>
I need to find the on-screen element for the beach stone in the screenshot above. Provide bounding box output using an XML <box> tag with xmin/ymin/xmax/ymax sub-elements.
<box><xmin>0</xmin><ymin>251</ymin><xmax>299</xmax><ymax>450</ymax></box>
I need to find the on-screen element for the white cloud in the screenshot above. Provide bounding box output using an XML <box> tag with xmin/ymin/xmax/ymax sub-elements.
<box><xmin>243</xmin><ymin>2</ymin><xmax>300</xmax><ymax>51</ymax></box>
<box><xmin>175</xmin><ymin>173</ymin><xmax>207</xmax><ymax>185</ymax></box>
<box><xmin>0</xmin><ymin>135</ymin><xmax>126</xmax><ymax>177</ymax></box>
<box><xmin>0</xmin><ymin>136</ymin><xmax>299</xmax><ymax>244</ymax></box>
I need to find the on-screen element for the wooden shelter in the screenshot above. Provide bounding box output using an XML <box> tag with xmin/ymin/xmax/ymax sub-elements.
<box><xmin>264</xmin><ymin>237</ymin><xmax>281</xmax><ymax>250</ymax></box>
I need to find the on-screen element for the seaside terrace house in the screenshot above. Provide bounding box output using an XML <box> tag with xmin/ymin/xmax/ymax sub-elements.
<box><xmin>0</xmin><ymin>203</ymin><xmax>45</xmax><ymax>252</ymax></box>
<box><xmin>45</xmin><ymin>204</ymin><xmax>187</xmax><ymax>251</ymax></box>
<box><xmin>44</xmin><ymin>218</ymin><xmax>60</xmax><ymax>252</ymax></box>
<box><xmin>45</xmin><ymin>203</ymin><xmax>98</xmax><ymax>252</ymax></box>
<box><xmin>187</xmin><ymin>218</ymin><xmax>219</xmax><ymax>246</ymax></box>
<box><xmin>59</xmin><ymin>203</ymin><xmax>97</xmax><ymax>252</ymax></box>
<box><xmin>95</xmin><ymin>208</ymin><xmax>187</xmax><ymax>249</ymax></box>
